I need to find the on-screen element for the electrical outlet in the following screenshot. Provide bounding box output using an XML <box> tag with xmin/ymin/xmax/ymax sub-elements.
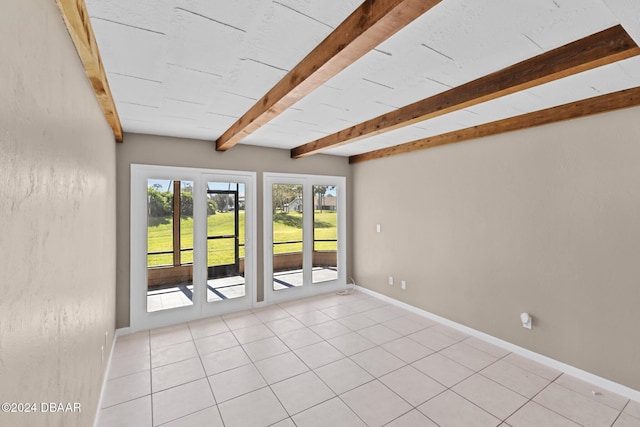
<box><xmin>376</xmin><ymin>224</ymin><xmax>381</xmax><ymax>233</ymax></box>
<box><xmin>401</xmin><ymin>280</ymin><xmax>406</xmax><ymax>290</ymax></box>
<box><xmin>388</xmin><ymin>276</ymin><xmax>394</xmax><ymax>285</ymax></box>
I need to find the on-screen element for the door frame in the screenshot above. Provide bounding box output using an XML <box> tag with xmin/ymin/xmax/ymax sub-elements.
<box><xmin>130</xmin><ymin>164</ymin><xmax>256</xmax><ymax>332</ymax></box>
<box><xmin>263</xmin><ymin>172</ymin><xmax>347</xmax><ymax>304</ymax></box>
<box><xmin>200</xmin><ymin>173</ymin><xmax>255</xmax><ymax>319</ymax></box>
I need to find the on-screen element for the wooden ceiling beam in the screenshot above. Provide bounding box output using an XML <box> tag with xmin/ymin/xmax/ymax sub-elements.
<box><xmin>348</xmin><ymin>86</ymin><xmax>640</xmax><ymax>164</ymax></box>
<box><xmin>215</xmin><ymin>0</ymin><xmax>440</xmax><ymax>151</ymax></box>
<box><xmin>292</xmin><ymin>25</ymin><xmax>640</xmax><ymax>158</ymax></box>
<box><xmin>56</xmin><ymin>0</ymin><xmax>123</xmax><ymax>142</ymax></box>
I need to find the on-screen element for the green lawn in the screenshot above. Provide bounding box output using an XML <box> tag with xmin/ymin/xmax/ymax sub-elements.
<box><xmin>272</xmin><ymin>210</ymin><xmax>337</xmax><ymax>252</ymax></box>
<box><xmin>147</xmin><ymin>210</ymin><xmax>337</xmax><ymax>267</ymax></box>
<box><xmin>148</xmin><ymin>211</ymin><xmax>245</xmax><ymax>267</ymax></box>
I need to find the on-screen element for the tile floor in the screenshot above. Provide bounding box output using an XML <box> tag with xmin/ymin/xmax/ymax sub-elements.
<box><xmin>98</xmin><ymin>290</ymin><xmax>640</xmax><ymax>427</ymax></box>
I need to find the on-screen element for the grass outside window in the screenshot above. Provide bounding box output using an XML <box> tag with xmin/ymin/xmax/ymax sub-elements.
<box><xmin>147</xmin><ymin>210</ymin><xmax>337</xmax><ymax>267</ymax></box>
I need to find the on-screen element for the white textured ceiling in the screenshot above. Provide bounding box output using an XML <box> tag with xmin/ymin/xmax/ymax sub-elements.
<box><xmin>86</xmin><ymin>0</ymin><xmax>640</xmax><ymax>157</ymax></box>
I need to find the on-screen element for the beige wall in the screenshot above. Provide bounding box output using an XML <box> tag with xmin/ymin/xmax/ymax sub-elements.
<box><xmin>116</xmin><ymin>134</ymin><xmax>351</xmax><ymax>328</ymax></box>
<box><xmin>352</xmin><ymin>107</ymin><xmax>640</xmax><ymax>390</ymax></box>
<box><xmin>0</xmin><ymin>1</ymin><xmax>117</xmax><ymax>426</ymax></box>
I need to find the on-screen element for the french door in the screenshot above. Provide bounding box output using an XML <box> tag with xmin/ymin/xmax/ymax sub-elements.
<box><xmin>264</xmin><ymin>173</ymin><xmax>346</xmax><ymax>303</ymax></box>
<box><xmin>130</xmin><ymin>165</ymin><xmax>256</xmax><ymax>331</ymax></box>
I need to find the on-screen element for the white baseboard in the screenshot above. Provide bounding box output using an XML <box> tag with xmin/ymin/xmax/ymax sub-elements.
<box><xmin>355</xmin><ymin>285</ymin><xmax>640</xmax><ymax>402</ymax></box>
<box><xmin>252</xmin><ymin>300</ymin><xmax>268</xmax><ymax>309</ymax></box>
<box><xmin>115</xmin><ymin>327</ymin><xmax>131</xmax><ymax>337</ymax></box>
<box><xmin>93</xmin><ymin>331</ymin><xmax>118</xmax><ymax>427</ymax></box>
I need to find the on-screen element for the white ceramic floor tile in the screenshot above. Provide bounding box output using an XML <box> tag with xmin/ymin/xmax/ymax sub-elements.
<box><xmin>462</xmin><ymin>336</ymin><xmax>511</xmax><ymax>358</ymax></box>
<box><xmin>350</xmin><ymin>346</ymin><xmax>406</xmax><ymax>377</ymax></box>
<box><xmin>109</xmin><ymin>350</ymin><xmax>151</xmax><ymax>379</ymax></box>
<box><xmin>151</xmin><ymin>340</ymin><xmax>197</xmax><ymax>368</ymax></box>
<box><xmin>194</xmin><ymin>331</ymin><xmax>239</xmax><ymax>356</ymax></box>
<box><xmin>385</xmin><ymin>409</ymin><xmax>439</xmax><ymax>427</ymax></box>
<box><xmin>149</xmin><ymin>325</ymin><xmax>192</xmax><ymax>350</ymax></box>
<box><xmin>200</xmin><ymin>346</ymin><xmax>251</xmax><ymax>376</ymax></box>
<box><xmin>412</xmin><ymin>353</ymin><xmax>474</xmax><ymax>387</ymax></box>
<box><xmin>101</xmin><ymin>371</ymin><xmax>151</xmax><ymax>408</ymax></box>
<box><xmin>341</xmin><ymin>380</ymin><xmax>412</xmax><ymax>427</ymax></box>
<box><xmin>402</xmin><ymin>313</ymin><xmax>438</xmax><ymax>328</ymax></box>
<box><xmin>254</xmin><ymin>351</ymin><xmax>309</xmax><ymax>384</ymax></box>
<box><xmin>294</xmin><ymin>341</ymin><xmax>345</xmax><ymax>368</ymax></box>
<box><xmin>418</xmin><ymin>390</ymin><xmax>500</xmax><ymax>427</ymax></box>
<box><xmin>188</xmin><ymin>317</ymin><xmax>229</xmax><ymax>340</ymax></box>
<box><xmin>310</xmin><ymin>320</ymin><xmax>352</xmax><ymax>339</ymax></box>
<box><xmin>294</xmin><ymin>310</ymin><xmax>333</xmax><ymax>326</ymax></box>
<box><xmin>328</xmin><ymin>332</ymin><xmax>375</xmax><ymax>356</ymax></box>
<box><xmin>314</xmin><ymin>358</ymin><xmax>375</xmax><ymax>394</ymax></box>
<box><xmin>381</xmin><ymin>337</ymin><xmax>434</xmax><ymax>363</ymax></box>
<box><xmin>152</xmin><ymin>378</ymin><xmax>215</xmax><ymax>426</ymax></box>
<box><xmin>534</xmin><ymin>383</ymin><xmax>620</xmax><ymax>427</ymax></box>
<box><xmin>363</xmin><ymin>305</ymin><xmax>408</xmax><ymax>323</ymax></box>
<box><xmin>272</xmin><ymin>371</ymin><xmax>336</xmax><ymax>415</ymax></box>
<box><xmin>208</xmin><ymin>363</ymin><xmax>267</xmax><ymax>403</ymax></box>
<box><xmin>265</xmin><ymin>317</ymin><xmax>306</xmax><ymax>335</ymax></box>
<box><xmin>430</xmin><ymin>324</ymin><xmax>470</xmax><ymax>341</ymax></box>
<box><xmin>292</xmin><ymin>397</ymin><xmax>367</xmax><ymax>427</ymax></box>
<box><xmin>271</xmin><ymin>418</ymin><xmax>296</xmax><ymax>427</ymax></box>
<box><xmin>218</xmin><ymin>387</ymin><xmax>288</xmax><ymax>427</ymax></box>
<box><xmin>231</xmin><ymin>323</ymin><xmax>274</xmax><ymax>344</ymax></box>
<box><xmin>337</xmin><ymin>313</ymin><xmax>379</xmax><ymax>330</ymax></box>
<box><xmin>97</xmin><ymin>395</ymin><xmax>152</xmax><ymax>427</ymax></box>
<box><xmin>453</xmin><ymin>373</ymin><xmax>528</xmax><ymax>420</ymax></box>
<box><xmin>101</xmin><ymin>294</ymin><xmax>636</xmax><ymax>427</ymax></box>
<box><xmin>311</xmin><ymin>294</ymin><xmax>346</xmax><ymax>309</ymax></box>
<box><xmin>149</xmin><ymin>323</ymin><xmax>185</xmax><ymax>335</ymax></box>
<box><xmin>383</xmin><ymin>316</ymin><xmax>431</xmax><ymax>335</ymax></box>
<box><xmin>349</xmin><ymin>299</ymin><xmax>384</xmax><ymax>313</ymax></box>
<box><xmin>554</xmin><ymin>374</ymin><xmax>629</xmax><ymax>411</ymax></box>
<box><xmin>279</xmin><ymin>301</ymin><xmax>317</xmax><ymax>316</ymax></box>
<box><xmin>507</xmin><ymin>401</ymin><xmax>581</xmax><ymax>427</ymax></box>
<box><xmin>440</xmin><ymin>342</ymin><xmax>499</xmax><ymax>371</ymax></box>
<box><xmin>242</xmin><ymin>336</ymin><xmax>289</xmax><ymax>361</ymax></box>
<box><xmin>278</xmin><ymin>327</ymin><xmax>323</xmax><ymax>349</ymax></box>
<box><xmin>380</xmin><ymin>365</ymin><xmax>446</xmax><ymax>406</ymax></box>
<box><xmin>112</xmin><ymin>333</ymin><xmax>150</xmax><ymax>359</ymax></box>
<box><xmin>322</xmin><ymin>303</ymin><xmax>360</xmax><ymax>319</ymax></box>
<box><xmin>252</xmin><ymin>307</ymin><xmax>291</xmax><ymax>323</ymax></box>
<box><xmin>357</xmin><ymin>324</ymin><xmax>402</xmax><ymax>345</ymax></box>
<box><xmin>613</xmin><ymin>413</ymin><xmax>640</xmax><ymax>427</ymax></box>
<box><xmin>160</xmin><ymin>406</ymin><xmax>222</xmax><ymax>427</ymax></box>
<box><xmin>480</xmin><ymin>359</ymin><xmax>551</xmax><ymax>398</ymax></box>
<box><xmin>503</xmin><ymin>354</ymin><xmax>561</xmax><ymax>381</ymax></box>
<box><xmin>116</xmin><ymin>330</ymin><xmax>150</xmax><ymax>343</ymax></box>
<box><xmin>151</xmin><ymin>357</ymin><xmax>205</xmax><ymax>392</ymax></box>
<box><xmin>408</xmin><ymin>328</ymin><xmax>459</xmax><ymax>351</ymax></box>
<box><xmin>222</xmin><ymin>312</ymin><xmax>262</xmax><ymax>330</ymax></box>
<box><xmin>624</xmin><ymin>400</ymin><xmax>640</xmax><ymax>418</ymax></box>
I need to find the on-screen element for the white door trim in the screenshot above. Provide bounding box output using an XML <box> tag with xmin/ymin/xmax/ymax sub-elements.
<box><xmin>263</xmin><ymin>172</ymin><xmax>347</xmax><ymax>304</ymax></box>
<box><xmin>130</xmin><ymin>164</ymin><xmax>256</xmax><ymax>331</ymax></box>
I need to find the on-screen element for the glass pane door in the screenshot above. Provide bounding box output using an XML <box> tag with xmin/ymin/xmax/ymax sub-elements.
<box><xmin>272</xmin><ymin>183</ymin><xmax>304</xmax><ymax>291</ymax></box>
<box><xmin>206</xmin><ymin>181</ymin><xmax>246</xmax><ymax>302</ymax></box>
<box><xmin>132</xmin><ymin>164</ymin><xmax>256</xmax><ymax>332</ymax></box>
<box><xmin>312</xmin><ymin>185</ymin><xmax>338</xmax><ymax>284</ymax></box>
<box><xmin>146</xmin><ymin>179</ymin><xmax>194</xmax><ymax>313</ymax></box>
<box><xmin>264</xmin><ymin>173</ymin><xmax>346</xmax><ymax>304</ymax></box>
